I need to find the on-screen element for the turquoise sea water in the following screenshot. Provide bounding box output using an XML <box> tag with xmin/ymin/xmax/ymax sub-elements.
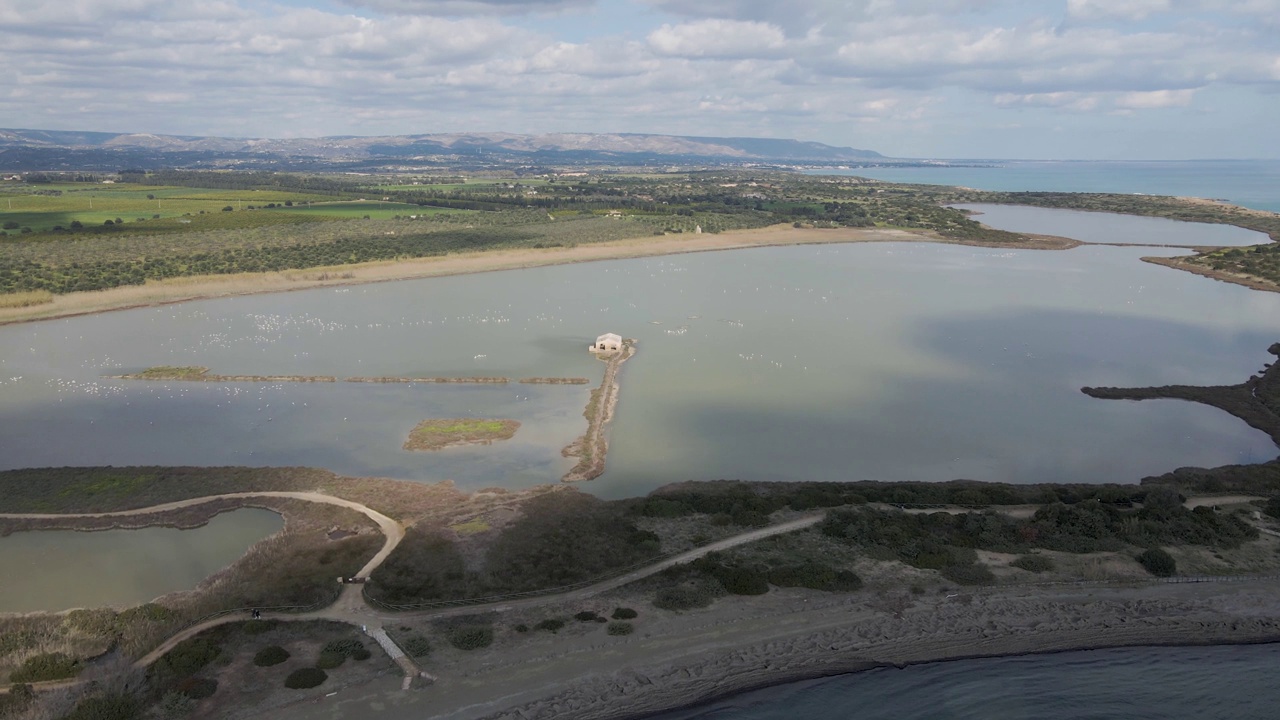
<box><xmin>810</xmin><ymin>160</ymin><xmax>1280</xmax><ymax>213</ymax></box>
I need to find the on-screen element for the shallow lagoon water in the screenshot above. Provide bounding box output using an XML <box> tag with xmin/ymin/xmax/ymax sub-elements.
<box><xmin>953</xmin><ymin>203</ymin><xmax>1267</xmax><ymax>247</ymax></box>
<box><xmin>0</xmin><ymin>238</ymin><xmax>1276</xmax><ymax>497</ymax></box>
<box><xmin>0</xmin><ymin>508</ymin><xmax>283</xmax><ymax>613</ymax></box>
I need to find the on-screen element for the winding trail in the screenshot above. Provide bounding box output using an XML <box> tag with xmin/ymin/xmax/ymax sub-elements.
<box><xmin>3</xmin><ymin>492</ymin><xmax>1270</xmax><ymax>693</ymax></box>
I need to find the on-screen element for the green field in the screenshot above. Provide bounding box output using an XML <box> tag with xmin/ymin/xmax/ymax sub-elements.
<box><xmin>279</xmin><ymin>201</ymin><xmax>464</xmax><ymax>219</ymax></box>
<box><xmin>0</xmin><ymin>184</ymin><xmax>342</xmax><ymax>232</ymax></box>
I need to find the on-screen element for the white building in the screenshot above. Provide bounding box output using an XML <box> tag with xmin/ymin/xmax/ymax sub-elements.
<box><xmin>591</xmin><ymin>333</ymin><xmax>622</xmax><ymax>352</ymax></box>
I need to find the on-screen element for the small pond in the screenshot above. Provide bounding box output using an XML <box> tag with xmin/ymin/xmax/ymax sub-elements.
<box><xmin>0</xmin><ymin>508</ymin><xmax>283</xmax><ymax>613</ymax></box>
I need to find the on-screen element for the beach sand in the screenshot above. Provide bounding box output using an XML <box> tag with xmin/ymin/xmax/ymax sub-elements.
<box><xmin>257</xmin><ymin>576</ymin><xmax>1280</xmax><ymax>720</ymax></box>
<box><xmin>0</xmin><ymin>225</ymin><xmax>1077</xmax><ymax>326</ymax></box>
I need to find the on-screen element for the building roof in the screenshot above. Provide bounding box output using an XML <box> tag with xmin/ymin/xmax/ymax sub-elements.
<box><xmin>596</xmin><ymin>333</ymin><xmax>622</xmax><ymax>342</ymax></box>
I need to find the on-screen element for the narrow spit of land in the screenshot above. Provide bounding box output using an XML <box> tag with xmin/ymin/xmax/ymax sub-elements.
<box><xmin>0</xmin><ymin>226</ymin><xmax>1071</xmax><ymax>326</ymax></box>
<box><xmin>1083</xmin><ymin>342</ymin><xmax>1280</xmax><ymax>446</ymax></box>
<box><xmin>113</xmin><ymin>367</ymin><xmax>588</xmax><ymax>385</ymax></box>
<box><xmin>562</xmin><ymin>342</ymin><xmax>635</xmax><ymax>483</ymax></box>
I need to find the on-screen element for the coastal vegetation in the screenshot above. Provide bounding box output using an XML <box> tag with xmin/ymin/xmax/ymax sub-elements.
<box><xmin>367</xmin><ymin>492</ymin><xmax>662</xmax><ymax>606</ymax></box>
<box><xmin>402</xmin><ymin>418</ymin><xmax>520</xmax><ymax>451</ymax></box>
<box><xmin>3</xmin><ymin>169</ymin><xmax>1276</xmax><ymax>310</ymax></box>
<box><xmin>1083</xmin><ymin>342</ymin><xmax>1280</xmax><ymax>446</ymax></box>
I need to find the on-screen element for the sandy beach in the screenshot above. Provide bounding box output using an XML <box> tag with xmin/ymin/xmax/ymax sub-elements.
<box><xmin>259</xmin><ymin>576</ymin><xmax>1280</xmax><ymax>720</ymax></box>
<box><xmin>0</xmin><ymin>225</ymin><xmax>1078</xmax><ymax>326</ymax></box>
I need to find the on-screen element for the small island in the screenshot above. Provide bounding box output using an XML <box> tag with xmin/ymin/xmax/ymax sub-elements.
<box><xmin>403</xmin><ymin>418</ymin><xmax>521</xmax><ymax>451</ymax></box>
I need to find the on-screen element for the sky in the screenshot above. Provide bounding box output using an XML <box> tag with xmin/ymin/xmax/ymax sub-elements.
<box><xmin>0</xmin><ymin>0</ymin><xmax>1277</xmax><ymax>160</ymax></box>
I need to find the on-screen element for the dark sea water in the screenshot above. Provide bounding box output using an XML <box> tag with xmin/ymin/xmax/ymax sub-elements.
<box><xmin>810</xmin><ymin>160</ymin><xmax>1280</xmax><ymax>213</ymax></box>
<box><xmin>647</xmin><ymin>644</ymin><xmax>1280</xmax><ymax>720</ymax></box>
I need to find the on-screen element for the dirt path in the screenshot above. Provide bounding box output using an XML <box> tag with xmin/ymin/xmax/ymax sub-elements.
<box><xmin>0</xmin><ymin>498</ymin><xmax>824</xmax><ymax>694</ymax></box>
<box><xmin>385</xmin><ymin>513</ymin><xmax>826</xmax><ymax>620</ymax></box>
<box><xmin>7</xmin><ymin>492</ymin><xmax>1268</xmax><ymax>697</ymax></box>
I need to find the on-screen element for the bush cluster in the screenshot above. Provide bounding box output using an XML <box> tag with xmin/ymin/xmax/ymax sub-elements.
<box><xmin>284</xmin><ymin>667</ymin><xmax>328</xmax><ymax>689</ymax></box>
<box><xmin>446</xmin><ymin>625</ymin><xmax>494</xmax><ymax>650</ymax></box>
<box><xmin>253</xmin><ymin>645</ymin><xmax>291</xmax><ymax>667</ymax></box>
<box><xmin>1138</xmin><ymin>548</ymin><xmax>1178</xmax><ymax>577</ymax></box>
<box><xmin>1010</xmin><ymin>554</ymin><xmax>1055</xmax><ymax>573</ymax></box>
<box><xmin>401</xmin><ymin>635</ymin><xmax>432</xmax><ymax>658</ymax></box>
<box><xmin>607</xmin><ymin>622</ymin><xmax>634</xmax><ymax>636</ymax></box>
<box><xmin>610</xmin><ymin>607</ymin><xmax>638</xmax><ymax>620</ymax></box>
<box><xmin>535</xmin><ymin>619</ymin><xmax>566</xmax><ymax>633</ymax></box>
<box><xmin>8</xmin><ymin>652</ymin><xmax>80</xmax><ymax>683</ymax></box>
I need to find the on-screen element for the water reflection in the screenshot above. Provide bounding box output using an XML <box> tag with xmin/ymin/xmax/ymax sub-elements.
<box><xmin>0</xmin><ymin>239</ymin><xmax>1276</xmax><ymax>496</ymax></box>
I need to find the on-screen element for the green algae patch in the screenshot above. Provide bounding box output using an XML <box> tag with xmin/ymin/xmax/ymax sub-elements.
<box><xmin>403</xmin><ymin>419</ymin><xmax>520</xmax><ymax>451</ymax></box>
<box><xmin>129</xmin><ymin>366</ymin><xmax>211</xmax><ymax>380</ymax></box>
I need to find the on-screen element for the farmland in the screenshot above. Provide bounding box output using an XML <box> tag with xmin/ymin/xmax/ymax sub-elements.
<box><xmin>3</xmin><ymin>169</ymin><xmax>1276</xmax><ymax>301</ymax></box>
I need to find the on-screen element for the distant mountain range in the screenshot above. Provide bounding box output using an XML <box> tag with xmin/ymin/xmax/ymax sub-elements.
<box><xmin>0</xmin><ymin>129</ymin><xmax>883</xmax><ymax>171</ymax></box>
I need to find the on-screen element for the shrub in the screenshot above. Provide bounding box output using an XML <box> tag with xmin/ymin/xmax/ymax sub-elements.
<box><xmin>1264</xmin><ymin>496</ymin><xmax>1280</xmax><ymax>520</ymax></box>
<box><xmin>767</xmin><ymin>563</ymin><xmax>862</xmax><ymax>592</ymax></box>
<box><xmin>316</xmin><ymin>650</ymin><xmax>346</xmax><ymax>670</ymax></box>
<box><xmin>446</xmin><ymin>625</ymin><xmax>494</xmax><ymax>650</ymax></box>
<box><xmin>939</xmin><ymin>563</ymin><xmax>995</xmax><ymax>586</ymax></box>
<box><xmin>1138</xmin><ymin>548</ymin><xmax>1178</xmax><ymax>577</ymax></box>
<box><xmin>607</xmin><ymin>622</ymin><xmax>634</xmax><ymax>636</ymax></box>
<box><xmin>61</xmin><ymin>693</ymin><xmax>142</xmax><ymax>720</ymax></box>
<box><xmin>284</xmin><ymin>668</ymin><xmax>327</xmax><ymax>689</ymax></box>
<box><xmin>1011</xmin><ymin>554</ymin><xmax>1055</xmax><ymax>573</ymax></box>
<box><xmin>175</xmin><ymin>676</ymin><xmax>218</xmax><ymax>700</ymax></box>
<box><xmin>574</xmin><ymin>611</ymin><xmax>601</xmax><ymax>622</ymax></box>
<box><xmin>10</xmin><ymin>652</ymin><xmax>81</xmax><ymax>683</ymax></box>
<box><xmin>653</xmin><ymin>582</ymin><xmax>720</xmax><ymax>611</ymax></box>
<box><xmin>253</xmin><ymin>646</ymin><xmax>290</xmax><ymax>667</ymax></box>
<box><xmin>611</xmin><ymin>607</ymin><xmax>638</xmax><ymax>620</ymax></box>
<box><xmin>535</xmin><ymin>618</ymin><xmax>565</xmax><ymax>633</ymax></box>
<box><xmin>513</xmin><ymin>624</ymin><xmax>529</xmax><ymax>633</ymax></box>
<box><xmin>243</xmin><ymin>619</ymin><xmax>276</xmax><ymax>635</ymax></box>
<box><xmin>150</xmin><ymin>637</ymin><xmax>222</xmax><ymax>684</ymax></box>
<box><xmin>402</xmin><ymin>635</ymin><xmax>432</xmax><ymax>657</ymax></box>
<box><xmin>323</xmin><ymin>638</ymin><xmax>370</xmax><ymax>661</ymax></box>
<box><xmin>156</xmin><ymin>691</ymin><xmax>194</xmax><ymax>719</ymax></box>
<box><xmin>714</xmin><ymin>566</ymin><xmax>770</xmax><ymax>595</ymax></box>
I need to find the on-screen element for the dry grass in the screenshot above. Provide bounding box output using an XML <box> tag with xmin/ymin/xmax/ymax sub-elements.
<box><xmin>0</xmin><ymin>290</ymin><xmax>53</xmax><ymax>309</ymax></box>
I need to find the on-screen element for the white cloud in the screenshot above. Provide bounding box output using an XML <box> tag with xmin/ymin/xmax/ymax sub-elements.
<box><xmin>1114</xmin><ymin>88</ymin><xmax>1196</xmax><ymax>108</ymax></box>
<box><xmin>1067</xmin><ymin>0</ymin><xmax>1170</xmax><ymax>20</ymax></box>
<box><xmin>339</xmin><ymin>0</ymin><xmax>593</xmax><ymax>16</ymax></box>
<box><xmin>994</xmin><ymin>91</ymin><xmax>1101</xmax><ymax>111</ymax></box>
<box><xmin>648</xmin><ymin>20</ymin><xmax>787</xmax><ymax>58</ymax></box>
<box><xmin>0</xmin><ymin>0</ymin><xmax>1272</xmax><ymax>158</ymax></box>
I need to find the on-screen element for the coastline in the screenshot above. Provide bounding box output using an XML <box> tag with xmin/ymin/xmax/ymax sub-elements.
<box><xmin>265</xmin><ymin>576</ymin><xmax>1280</xmax><ymax>720</ymax></box>
<box><xmin>1141</xmin><ymin>255</ymin><xmax>1280</xmax><ymax>294</ymax></box>
<box><xmin>0</xmin><ymin>225</ymin><xmax>1079</xmax><ymax>326</ymax></box>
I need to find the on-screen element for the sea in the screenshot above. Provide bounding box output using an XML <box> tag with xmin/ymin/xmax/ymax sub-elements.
<box><xmin>647</xmin><ymin>644</ymin><xmax>1280</xmax><ymax>720</ymax></box>
<box><xmin>809</xmin><ymin>159</ymin><xmax>1280</xmax><ymax>213</ymax></box>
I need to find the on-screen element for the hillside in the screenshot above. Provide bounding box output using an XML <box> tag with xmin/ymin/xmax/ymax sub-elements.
<box><xmin>0</xmin><ymin>129</ymin><xmax>881</xmax><ymax>171</ymax></box>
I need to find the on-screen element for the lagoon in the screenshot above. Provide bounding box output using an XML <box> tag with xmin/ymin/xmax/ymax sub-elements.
<box><xmin>0</xmin><ymin>223</ymin><xmax>1277</xmax><ymax>498</ymax></box>
<box><xmin>953</xmin><ymin>203</ymin><xmax>1268</xmax><ymax>247</ymax></box>
<box><xmin>0</xmin><ymin>508</ymin><xmax>283</xmax><ymax>613</ymax></box>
